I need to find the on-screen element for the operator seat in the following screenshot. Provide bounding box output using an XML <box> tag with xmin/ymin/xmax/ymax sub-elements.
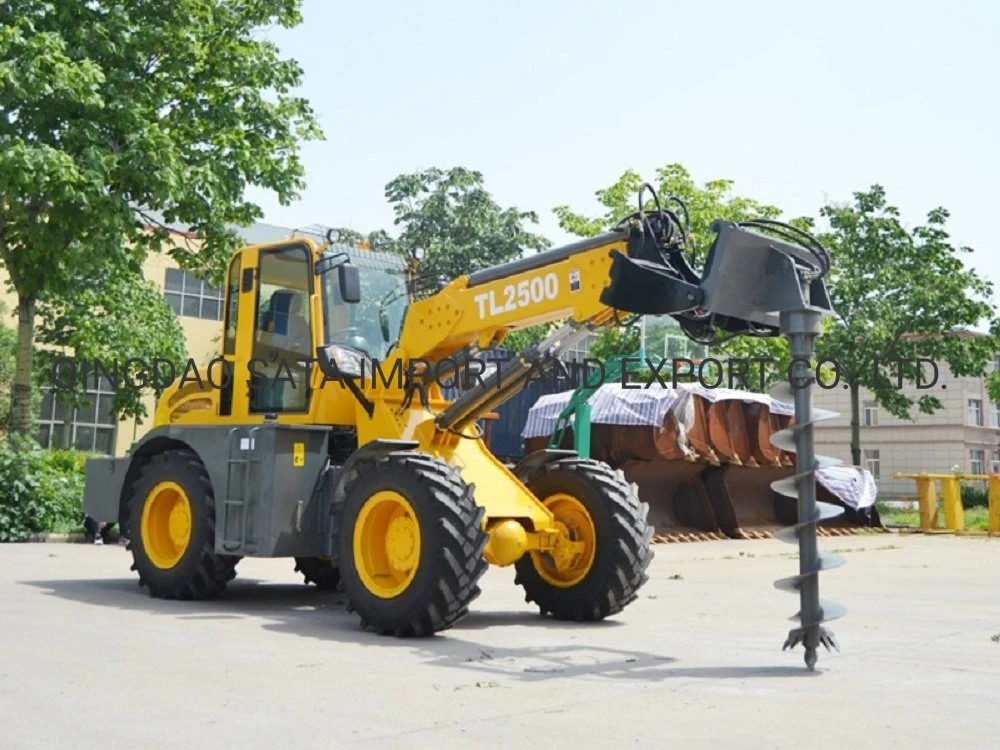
<box><xmin>281</xmin><ymin>293</ymin><xmax>310</xmax><ymax>410</ymax></box>
<box><xmin>285</xmin><ymin>294</ymin><xmax>311</xmax><ymax>354</ymax></box>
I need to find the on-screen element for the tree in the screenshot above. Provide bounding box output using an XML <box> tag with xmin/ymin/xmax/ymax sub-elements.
<box><xmin>0</xmin><ymin>303</ymin><xmax>20</xmax><ymax>433</ymax></box>
<box><xmin>385</xmin><ymin>167</ymin><xmax>549</xmax><ymax>290</ymax></box>
<box><xmin>502</xmin><ymin>322</ymin><xmax>556</xmax><ymax>355</ymax></box>
<box><xmin>815</xmin><ymin>185</ymin><xmax>1000</xmax><ymax>466</ymax></box>
<box><xmin>554</xmin><ymin>164</ymin><xmax>793</xmax><ymax>268</ymax></box>
<box><xmin>0</xmin><ymin>0</ymin><xmax>321</xmax><ymax>436</ymax></box>
<box><xmin>588</xmin><ymin>326</ymin><xmax>640</xmax><ymax>363</ymax></box>
<box><xmin>34</xmin><ymin>262</ymin><xmax>188</xmax><ymax>424</ymax></box>
<box><xmin>553</xmin><ymin>164</ymin><xmax>803</xmax><ymax>374</ymax></box>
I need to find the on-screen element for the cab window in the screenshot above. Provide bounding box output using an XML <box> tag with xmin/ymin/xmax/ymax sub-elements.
<box><xmin>250</xmin><ymin>244</ymin><xmax>313</xmax><ymax>413</ymax></box>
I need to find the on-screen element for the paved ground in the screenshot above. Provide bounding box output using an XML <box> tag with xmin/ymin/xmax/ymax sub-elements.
<box><xmin>1</xmin><ymin>534</ymin><xmax>998</xmax><ymax>749</ymax></box>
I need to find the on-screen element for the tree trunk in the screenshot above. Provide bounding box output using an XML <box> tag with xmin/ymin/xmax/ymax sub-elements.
<box><xmin>10</xmin><ymin>293</ymin><xmax>36</xmax><ymax>439</ymax></box>
<box><xmin>849</xmin><ymin>380</ymin><xmax>861</xmax><ymax>467</ymax></box>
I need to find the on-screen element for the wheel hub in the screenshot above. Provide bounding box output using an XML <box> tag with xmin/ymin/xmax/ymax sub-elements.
<box><xmin>386</xmin><ymin>516</ymin><xmax>419</xmax><ymax>571</ymax></box>
<box><xmin>140</xmin><ymin>481</ymin><xmax>193</xmax><ymax>570</ymax></box>
<box><xmin>168</xmin><ymin>502</ymin><xmax>191</xmax><ymax>546</ymax></box>
<box><xmin>353</xmin><ymin>490</ymin><xmax>422</xmax><ymax>599</ymax></box>
<box><xmin>549</xmin><ymin>518</ymin><xmax>586</xmax><ymax>570</ymax></box>
<box><xmin>531</xmin><ymin>493</ymin><xmax>596</xmax><ymax>588</ymax></box>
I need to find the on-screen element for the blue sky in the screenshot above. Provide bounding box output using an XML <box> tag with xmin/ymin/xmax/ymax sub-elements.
<box><xmin>251</xmin><ymin>0</ymin><xmax>999</xmax><ymax>286</ymax></box>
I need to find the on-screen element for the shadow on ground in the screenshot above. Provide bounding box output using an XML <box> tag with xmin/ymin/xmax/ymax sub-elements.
<box><xmin>24</xmin><ymin>574</ymin><xmax>819</xmax><ymax>683</ymax></box>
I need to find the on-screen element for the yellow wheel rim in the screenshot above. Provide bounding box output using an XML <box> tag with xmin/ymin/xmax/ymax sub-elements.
<box><xmin>140</xmin><ymin>481</ymin><xmax>192</xmax><ymax>570</ymax></box>
<box><xmin>352</xmin><ymin>490</ymin><xmax>421</xmax><ymax>599</ymax></box>
<box><xmin>532</xmin><ymin>493</ymin><xmax>597</xmax><ymax>588</ymax></box>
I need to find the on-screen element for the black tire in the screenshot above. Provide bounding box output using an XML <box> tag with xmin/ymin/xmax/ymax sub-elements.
<box><xmin>294</xmin><ymin>557</ymin><xmax>341</xmax><ymax>591</ymax></box>
<box><xmin>337</xmin><ymin>451</ymin><xmax>488</xmax><ymax>636</ymax></box>
<box><xmin>126</xmin><ymin>449</ymin><xmax>240</xmax><ymax>600</ymax></box>
<box><xmin>514</xmin><ymin>458</ymin><xmax>654</xmax><ymax>621</ymax></box>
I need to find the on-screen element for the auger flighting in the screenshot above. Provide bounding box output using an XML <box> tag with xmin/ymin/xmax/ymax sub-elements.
<box><xmin>770</xmin><ymin>303</ymin><xmax>846</xmax><ymax>670</ymax></box>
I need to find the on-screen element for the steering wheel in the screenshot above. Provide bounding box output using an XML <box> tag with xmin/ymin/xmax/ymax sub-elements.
<box><xmin>328</xmin><ymin>327</ymin><xmax>372</xmax><ymax>357</ymax></box>
<box><xmin>328</xmin><ymin>327</ymin><xmax>366</xmax><ymax>344</ymax></box>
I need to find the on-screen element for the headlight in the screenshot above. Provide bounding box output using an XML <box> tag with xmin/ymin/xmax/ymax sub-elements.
<box><xmin>322</xmin><ymin>345</ymin><xmax>365</xmax><ymax>378</ymax></box>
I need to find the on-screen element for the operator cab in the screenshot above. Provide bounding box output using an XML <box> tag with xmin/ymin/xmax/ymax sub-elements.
<box><xmin>217</xmin><ymin>236</ymin><xmax>409</xmax><ymax>418</ymax></box>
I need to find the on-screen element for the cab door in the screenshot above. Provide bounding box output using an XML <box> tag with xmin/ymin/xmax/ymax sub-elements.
<box><xmin>247</xmin><ymin>242</ymin><xmax>315</xmax><ymax>415</ymax></box>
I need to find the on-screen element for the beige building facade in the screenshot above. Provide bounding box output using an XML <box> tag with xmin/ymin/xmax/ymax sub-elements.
<box><xmin>812</xmin><ymin>356</ymin><xmax>1000</xmax><ymax>497</ymax></box>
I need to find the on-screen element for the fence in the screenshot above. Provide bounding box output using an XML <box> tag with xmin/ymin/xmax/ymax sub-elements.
<box><xmin>893</xmin><ymin>472</ymin><xmax>1000</xmax><ymax>535</ymax></box>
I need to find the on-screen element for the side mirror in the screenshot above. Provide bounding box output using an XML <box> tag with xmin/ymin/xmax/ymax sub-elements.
<box><xmin>339</xmin><ymin>264</ymin><xmax>361</xmax><ymax>303</ymax></box>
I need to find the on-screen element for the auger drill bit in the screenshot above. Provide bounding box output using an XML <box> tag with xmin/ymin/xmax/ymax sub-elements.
<box><xmin>769</xmin><ymin>307</ymin><xmax>846</xmax><ymax>671</ymax></box>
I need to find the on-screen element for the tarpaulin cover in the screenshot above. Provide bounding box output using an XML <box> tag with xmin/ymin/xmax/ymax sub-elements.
<box><xmin>522</xmin><ymin>383</ymin><xmax>876</xmax><ymax>511</ymax></box>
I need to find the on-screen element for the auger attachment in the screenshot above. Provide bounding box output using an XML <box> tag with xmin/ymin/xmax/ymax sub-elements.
<box><xmin>769</xmin><ymin>308</ymin><xmax>846</xmax><ymax>671</ymax></box>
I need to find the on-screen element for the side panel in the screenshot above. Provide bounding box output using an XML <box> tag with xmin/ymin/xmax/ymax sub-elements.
<box><xmin>258</xmin><ymin>425</ymin><xmax>333</xmax><ymax>557</ymax></box>
<box><xmin>82</xmin><ymin>457</ymin><xmax>130</xmax><ymax>524</ymax></box>
<box><xmin>99</xmin><ymin>423</ymin><xmax>333</xmax><ymax>559</ymax></box>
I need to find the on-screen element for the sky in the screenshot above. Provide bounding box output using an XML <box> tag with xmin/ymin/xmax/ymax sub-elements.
<box><xmin>249</xmin><ymin>0</ymin><xmax>1000</xmax><ymax>287</ymax></box>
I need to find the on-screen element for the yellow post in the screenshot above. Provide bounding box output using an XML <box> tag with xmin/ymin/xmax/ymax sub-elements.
<box><xmin>939</xmin><ymin>476</ymin><xmax>965</xmax><ymax>531</ymax></box>
<box><xmin>915</xmin><ymin>475</ymin><xmax>938</xmax><ymax>530</ymax></box>
<box><xmin>989</xmin><ymin>475</ymin><xmax>1000</xmax><ymax>535</ymax></box>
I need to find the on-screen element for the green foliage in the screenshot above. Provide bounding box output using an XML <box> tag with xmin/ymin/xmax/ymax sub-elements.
<box><xmin>589</xmin><ymin>327</ymin><xmax>641</xmax><ymax>362</ymax></box>
<box><xmin>815</xmin><ymin>186</ymin><xmax>999</xmax><ymax>464</ymax></box>
<box><xmin>34</xmin><ymin>262</ymin><xmax>188</xmax><ymax>421</ymax></box>
<box><xmin>0</xmin><ymin>304</ymin><xmax>17</xmax><ymax>433</ymax></box>
<box><xmin>553</xmin><ymin>164</ymin><xmax>797</xmax><ymax>371</ymax></box>
<box><xmin>503</xmin><ymin>323</ymin><xmax>554</xmax><ymax>354</ymax></box>
<box><xmin>876</xmin><ymin>500</ymin><xmax>990</xmax><ymax>532</ymax></box>
<box><xmin>0</xmin><ymin>437</ymin><xmax>86</xmax><ymax>541</ymax></box>
<box><xmin>0</xmin><ymin>304</ymin><xmax>42</xmax><ymax>436</ymax></box>
<box><xmin>554</xmin><ymin>164</ymin><xmax>790</xmax><ymax>266</ymax></box>
<box><xmin>385</xmin><ymin>166</ymin><xmax>550</xmax><ymax>286</ymax></box>
<box><xmin>960</xmin><ymin>482</ymin><xmax>989</xmax><ymax>509</ymax></box>
<box><xmin>0</xmin><ymin>0</ymin><xmax>322</xmax><ymax>435</ymax></box>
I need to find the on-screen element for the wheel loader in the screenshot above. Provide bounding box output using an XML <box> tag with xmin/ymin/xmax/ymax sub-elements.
<box><xmin>82</xmin><ymin>185</ymin><xmax>837</xmax><ymax>638</ymax></box>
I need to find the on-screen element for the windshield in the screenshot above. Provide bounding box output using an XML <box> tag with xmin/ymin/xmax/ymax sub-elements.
<box><xmin>321</xmin><ymin>247</ymin><xmax>408</xmax><ymax>359</ymax></box>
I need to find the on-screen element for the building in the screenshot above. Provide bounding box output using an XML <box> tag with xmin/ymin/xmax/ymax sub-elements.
<box><xmin>812</xmin><ymin>354</ymin><xmax>1000</xmax><ymax>497</ymax></box>
<box><xmin>0</xmin><ymin>220</ymin><xmax>302</xmax><ymax>458</ymax></box>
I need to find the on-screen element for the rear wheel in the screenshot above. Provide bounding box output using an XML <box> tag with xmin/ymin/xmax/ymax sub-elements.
<box><xmin>337</xmin><ymin>451</ymin><xmax>488</xmax><ymax>636</ymax></box>
<box><xmin>294</xmin><ymin>556</ymin><xmax>341</xmax><ymax>590</ymax></box>
<box><xmin>126</xmin><ymin>449</ymin><xmax>240</xmax><ymax>599</ymax></box>
<box><xmin>515</xmin><ymin>458</ymin><xmax>653</xmax><ymax>621</ymax></box>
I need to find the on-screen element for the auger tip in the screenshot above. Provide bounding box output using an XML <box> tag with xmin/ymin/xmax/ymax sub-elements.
<box><xmin>805</xmin><ymin>648</ymin><xmax>817</xmax><ymax>671</ymax></box>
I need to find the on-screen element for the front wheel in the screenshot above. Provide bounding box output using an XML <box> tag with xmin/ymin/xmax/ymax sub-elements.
<box><xmin>337</xmin><ymin>451</ymin><xmax>488</xmax><ymax>636</ymax></box>
<box><xmin>515</xmin><ymin>458</ymin><xmax>653</xmax><ymax>621</ymax></box>
<box><xmin>126</xmin><ymin>449</ymin><xmax>240</xmax><ymax>599</ymax></box>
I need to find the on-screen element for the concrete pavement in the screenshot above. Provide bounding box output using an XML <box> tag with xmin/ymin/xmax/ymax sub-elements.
<box><xmin>1</xmin><ymin>534</ymin><xmax>998</xmax><ymax>749</ymax></box>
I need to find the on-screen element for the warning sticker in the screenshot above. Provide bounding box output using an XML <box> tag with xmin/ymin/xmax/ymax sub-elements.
<box><xmin>569</xmin><ymin>269</ymin><xmax>581</xmax><ymax>292</ymax></box>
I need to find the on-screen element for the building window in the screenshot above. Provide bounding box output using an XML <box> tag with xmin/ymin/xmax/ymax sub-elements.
<box><xmin>969</xmin><ymin>399</ymin><xmax>983</xmax><ymax>426</ymax></box>
<box><xmin>991</xmin><ymin>403</ymin><xmax>1000</xmax><ymax>428</ymax></box>
<box><xmin>863</xmin><ymin>401</ymin><xmax>879</xmax><ymax>426</ymax></box>
<box><xmin>562</xmin><ymin>333</ymin><xmax>596</xmax><ymax>364</ymax></box>
<box><xmin>36</xmin><ymin>377</ymin><xmax>117</xmax><ymax>455</ymax></box>
<box><xmin>991</xmin><ymin>450</ymin><xmax>1000</xmax><ymax>475</ymax></box>
<box><xmin>164</xmin><ymin>268</ymin><xmax>223</xmax><ymax>320</ymax></box>
<box><xmin>970</xmin><ymin>449</ymin><xmax>985</xmax><ymax>476</ymax></box>
<box><xmin>863</xmin><ymin>448</ymin><xmax>880</xmax><ymax>480</ymax></box>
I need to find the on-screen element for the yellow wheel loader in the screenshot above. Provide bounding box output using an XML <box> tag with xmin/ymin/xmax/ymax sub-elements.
<box><xmin>83</xmin><ymin>184</ymin><xmax>839</xmax><ymax>646</ymax></box>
